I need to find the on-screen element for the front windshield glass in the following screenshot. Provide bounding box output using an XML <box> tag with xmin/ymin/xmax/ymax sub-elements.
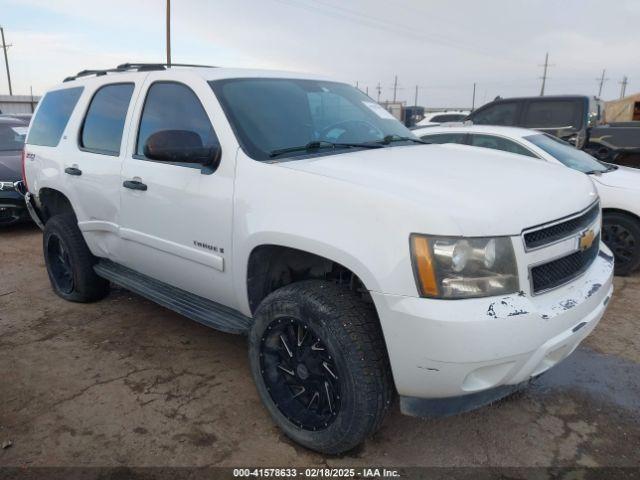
<box><xmin>525</xmin><ymin>133</ymin><xmax>609</xmax><ymax>173</ymax></box>
<box><xmin>0</xmin><ymin>124</ymin><xmax>27</xmax><ymax>151</ymax></box>
<box><xmin>210</xmin><ymin>78</ymin><xmax>414</xmax><ymax>160</ymax></box>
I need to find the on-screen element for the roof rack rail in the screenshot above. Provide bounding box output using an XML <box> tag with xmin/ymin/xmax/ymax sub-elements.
<box><xmin>63</xmin><ymin>62</ymin><xmax>217</xmax><ymax>82</ymax></box>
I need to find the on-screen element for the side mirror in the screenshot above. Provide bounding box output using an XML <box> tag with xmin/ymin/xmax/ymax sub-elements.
<box><xmin>143</xmin><ymin>130</ymin><xmax>221</xmax><ymax>168</ymax></box>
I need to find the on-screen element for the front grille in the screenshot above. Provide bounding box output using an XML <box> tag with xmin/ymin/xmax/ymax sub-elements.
<box><xmin>524</xmin><ymin>202</ymin><xmax>600</xmax><ymax>250</ymax></box>
<box><xmin>530</xmin><ymin>234</ymin><xmax>600</xmax><ymax>293</ymax></box>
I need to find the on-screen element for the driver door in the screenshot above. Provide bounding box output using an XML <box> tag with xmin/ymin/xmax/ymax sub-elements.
<box><xmin>116</xmin><ymin>75</ymin><xmax>236</xmax><ymax>305</ymax></box>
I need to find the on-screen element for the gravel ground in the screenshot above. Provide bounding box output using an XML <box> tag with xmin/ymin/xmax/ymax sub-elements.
<box><xmin>1</xmin><ymin>223</ymin><xmax>639</xmax><ymax>468</ymax></box>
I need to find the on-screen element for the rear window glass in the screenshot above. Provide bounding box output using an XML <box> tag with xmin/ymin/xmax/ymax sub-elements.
<box><xmin>81</xmin><ymin>83</ymin><xmax>134</xmax><ymax>155</ymax></box>
<box><xmin>523</xmin><ymin>101</ymin><xmax>579</xmax><ymax>128</ymax></box>
<box><xmin>27</xmin><ymin>87</ymin><xmax>83</xmax><ymax>147</ymax></box>
<box><xmin>430</xmin><ymin>114</ymin><xmax>466</xmax><ymax>123</ymax></box>
<box><xmin>0</xmin><ymin>124</ymin><xmax>27</xmax><ymax>151</ymax></box>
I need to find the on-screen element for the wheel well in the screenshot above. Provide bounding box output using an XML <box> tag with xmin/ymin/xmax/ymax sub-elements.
<box><xmin>602</xmin><ymin>208</ymin><xmax>640</xmax><ymax>224</ymax></box>
<box><xmin>38</xmin><ymin>188</ymin><xmax>76</xmax><ymax>224</ymax></box>
<box><xmin>247</xmin><ymin>245</ymin><xmax>371</xmax><ymax>314</ymax></box>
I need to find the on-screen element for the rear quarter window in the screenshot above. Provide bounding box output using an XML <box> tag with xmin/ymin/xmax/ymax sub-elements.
<box><xmin>27</xmin><ymin>87</ymin><xmax>84</xmax><ymax>147</ymax></box>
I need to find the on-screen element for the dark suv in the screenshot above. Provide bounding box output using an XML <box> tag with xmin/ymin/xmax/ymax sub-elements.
<box><xmin>467</xmin><ymin>95</ymin><xmax>640</xmax><ymax>164</ymax></box>
<box><xmin>0</xmin><ymin>117</ymin><xmax>30</xmax><ymax>226</ymax></box>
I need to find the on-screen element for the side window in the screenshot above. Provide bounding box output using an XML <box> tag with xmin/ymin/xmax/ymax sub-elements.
<box><xmin>81</xmin><ymin>83</ymin><xmax>135</xmax><ymax>155</ymax></box>
<box><xmin>522</xmin><ymin>100</ymin><xmax>578</xmax><ymax>128</ymax></box>
<box><xmin>27</xmin><ymin>87</ymin><xmax>83</xmax><ymax>147</ymax></box>
<box><xmin>136</xmin><ymin>82</ymin><xmax>218</xmax><ymax>157</ymax></box>
<box><xmin>421</xmin><ymin>133</ymin><xmax>467</xmax><ymax>144</ymax></box>
<box><xmin>471</xmin><ymin>102</ymin><xmax>518</xmax><ymax>126</ymax></box>
<box><xmin>469</xmin><ymin>134</ymin><xmax>538</xmax><ymax>157</ymax></box>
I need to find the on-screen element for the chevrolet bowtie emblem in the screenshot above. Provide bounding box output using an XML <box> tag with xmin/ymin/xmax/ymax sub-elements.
<box><xmin>579</xmin><ymin>229</ymin><xmax>595</xmax><ymax>251</ymax></box>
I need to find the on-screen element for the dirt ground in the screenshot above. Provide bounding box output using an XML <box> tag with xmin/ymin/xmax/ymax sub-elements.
<box><xmin>1</xmin><ymin>223</ymin><xmax>639</xmax><ymax>468</ymax></box>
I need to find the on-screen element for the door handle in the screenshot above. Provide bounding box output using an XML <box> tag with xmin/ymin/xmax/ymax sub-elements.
<box><xmin>123</xmin><ymin>180</ymin><xmax>148</xmax><ymax>191</ymax></box>
<box><xmin>64</xmin><ymin>167</ymin><xmax>82</xmax><ymax>176</ymax></box>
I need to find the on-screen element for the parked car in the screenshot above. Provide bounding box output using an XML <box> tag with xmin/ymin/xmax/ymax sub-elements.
<box><xmin>465</xmin><ymin>95</ymin><xmax>640</xmax><ymax>164</ymax></box>
<box><xmin>0</xmin><ymin>116</ymin><xmax>30</xmax><ymax>226</ymax></box>
<box><xmin>0</xmin><ymin>113</ymin><xmax>33</xmax><ymax>124</ymax></box>
<box><xmin>19</xmin><ymin>63</ymin><xmax>614</xmax><ymax>454</ymax></box>
<box><xmin>415</xmin><ymin>110</ymin><xmax>470</xmax><ymax>127</ymax></box>
<box><xmin>415</xmin><ymin>123</ymin><xmax>640</xmax><ymax>275</ymax></box>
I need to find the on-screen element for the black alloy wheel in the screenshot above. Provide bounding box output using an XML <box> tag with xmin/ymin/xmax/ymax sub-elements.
<box><xmin>260</xmin><ymin>317</ymin><xmax>341</xmax><ymax>431</ymax></box>
<box><xmin>602</xmin><ymin>212</ymin><xmax>640</xmax><ymax>276</ymax></box>
<box><xmin>46</xmin><ymin>233</ymin><xmax>74</xmax><ymax>294</ymax></box>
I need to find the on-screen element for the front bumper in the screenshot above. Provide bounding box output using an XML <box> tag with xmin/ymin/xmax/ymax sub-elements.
<box><xmin>371</xmin><ymin>246</ymin><xmax>614</xmax><ymax>404</ymax></box>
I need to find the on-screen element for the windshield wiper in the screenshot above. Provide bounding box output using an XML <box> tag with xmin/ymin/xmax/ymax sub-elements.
<box><xmin>378</xmin><ymin>134</ymin><xmax>429</xmax><ymax>145</ymax></box>
<box><xmin>269</xmin><ymin>140</ymin><xmax>383</xmax><ymax>158</ymax></box>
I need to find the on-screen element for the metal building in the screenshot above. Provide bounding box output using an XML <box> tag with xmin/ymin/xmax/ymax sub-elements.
<box><xmin>0</xmin><ymin>94</ymin><xmax>40</xmax><ymax>114</ymax></box>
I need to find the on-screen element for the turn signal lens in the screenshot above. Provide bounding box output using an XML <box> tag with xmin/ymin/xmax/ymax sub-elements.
<box><xmin>410</xmin><ymin>235</ymin><xmax>439</xmax><ymax>297</ymax></box>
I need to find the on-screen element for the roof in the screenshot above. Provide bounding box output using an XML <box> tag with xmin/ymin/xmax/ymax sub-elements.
<box><xmin>413</xmin><ymin>123</ymin><xmax>542</xmax><ymax>139</ymax></box>
<box><xmin>54</xmin><ymin>63</ymin><xmax>333</xmax><ymax>91</ymax></box>
<box><xmin>488</xmin><ymin>94</ymin><xmax>593</xmax><ymax>102</ymax></box>
<box><xmin>0</xmin><ymin>116</ymin><xmax>28</xmax><ymax>126</ymax></box>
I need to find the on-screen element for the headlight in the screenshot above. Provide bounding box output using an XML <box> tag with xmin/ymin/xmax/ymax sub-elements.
<box><xmin>410</xmin><ymin>234</ymin><xmax>519</xmax><ymax>299</ymax></box>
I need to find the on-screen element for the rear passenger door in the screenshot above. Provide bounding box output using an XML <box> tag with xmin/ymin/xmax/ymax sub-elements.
<box><xmin>117</xmin><ymin>76</ymin><xmax>236</xmax><ymax>306</ymax></box>
<box><xmin>72</xmin><ymin>81</ymin><xmax>138</xmax><ymax>258</ymax></box>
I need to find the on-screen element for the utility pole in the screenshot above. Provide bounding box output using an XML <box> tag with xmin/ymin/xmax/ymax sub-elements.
<box><xmin>365</xmin><ymin>86</ymin><xmax>369</xmax><ymax>96</ymax></box>
<box><xmin>597</xmin><ymin>69</ymin><xmax>608</xmax><ymax>98</ymax></box>
<box><xmin>413</xmin><ymin>85</ymin><xmax>419</xmax><ymax>107</ymax></box>
<box><xmin>355</xmin><ymin>81</ymin><xmax>359</xmax><ymax>90</ymax></box>
<box><xmin>471</xmin><ymin>82</ymin><xmax>476</xmax><ymax>111</ymax></box>
<box><xmin>539</xmin><ymin>52</ymin><xmax>552</xmax><ymax>96</ymax></box>
<box><xmin>376</xmin><ymin>82</ymin><xmax>381</xmax><ymax>102</ymax></box>
<box><xmin>392</xmin><ymin>75</ymin><xmax>398</xmax><ymax>102</ymax></box>
<box><xmin>620</xmin><ymin>76</ymin><xmax>628</xmax><ymax>99</ymax></box>
<box><xmin>0</xmin><ymin>27</ymin><xmax>13</xmax><ymax>96</ymax></box>
<box><xmin>166</xmin><ymin>0</ymin><xmax>171</xmax><ymax>66</ymax></box>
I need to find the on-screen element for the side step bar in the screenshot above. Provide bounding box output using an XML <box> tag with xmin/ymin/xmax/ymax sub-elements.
<box><xmin>94</xmin><ymin>259</ymin><xmax>252</xmax><ymax>335</ymax></box>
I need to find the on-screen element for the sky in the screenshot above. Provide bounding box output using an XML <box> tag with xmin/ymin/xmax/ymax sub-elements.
<box><xmin>0</xmin><ymin>0</ymin><xmax>638</xmax><ymax>108</ymax></box>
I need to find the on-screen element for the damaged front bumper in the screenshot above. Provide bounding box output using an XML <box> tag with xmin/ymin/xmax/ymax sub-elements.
<box><xmin>371</xmin><ymin>245</ymin><xmax>614</xmax><ymax>415</ymax></box>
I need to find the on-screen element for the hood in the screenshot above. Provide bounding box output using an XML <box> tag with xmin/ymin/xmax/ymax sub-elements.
<box><xmin>591</xmin><ymin>165</ymin><xmax>640</xmax><ymax>190</ymax></box>
<box><xmin>277</xmin><ymin>143</ymin><xmax>598</xmax><ymax>236</ymax></box>
<box><xmin>0</xmin><ymin>150</ymin><xmax>22</xmax><ymax>182</ymax></box>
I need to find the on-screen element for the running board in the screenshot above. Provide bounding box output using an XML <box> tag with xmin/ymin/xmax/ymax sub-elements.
<box><xmin>94</xmin><ymin>259</ymin><xmax>252</xmax><ymax>335</ymax></box>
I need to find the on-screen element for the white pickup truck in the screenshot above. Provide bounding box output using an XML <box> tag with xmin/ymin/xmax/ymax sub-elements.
<box><xmin>19</xmin><ymin>64</ymin><xmax>614</xmax><ymax>454</ymax></box>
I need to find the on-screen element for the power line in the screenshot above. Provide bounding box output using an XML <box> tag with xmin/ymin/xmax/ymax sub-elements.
<box><xmin>596</xmin><ymin>69</ymin><xmax>609</xmax><ymax>98</ymax></box>
<box><xmin>274</xmin><ymin>0</ymin><xmax>524</xmax><ymax>64</ymax></box>
<box><xmin>0</xmin><ymin>26</ymin><xmax>13</xmax><ymax>95</ymax></box>
<box><xmin>539</xmin><ymin>52</ymin><xmax>553</xmax><ymax>96</ymax></box>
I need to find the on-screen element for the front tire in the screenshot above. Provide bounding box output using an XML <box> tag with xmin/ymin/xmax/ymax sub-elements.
<box><xmin>249</xmin><ymin>280</ymin><xmax>393</xmax><ymax>454</ymax></box>
<box><xmin>602</xmin><ymin>212</ymin><xmax>640</xmax><ymax>276</ymax></box>
<box><xmin>43</xmin><ymin>214</ymin><xmax>110</xmax><ymax>302</ymax></box>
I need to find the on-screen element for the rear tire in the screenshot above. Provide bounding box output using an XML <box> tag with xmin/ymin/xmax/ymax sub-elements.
<box><xmin>602</xmin><ymin>212</ymin><xmax>640</xmax><ymax>276</ymax></box>
<box><xmin>249</xmin><ymin>280</ymin><xmax>393</xmax><ymax>454</ymax></box>
<box><xmin>43</xmin><ymin>214</ymin><xmax>110</xmax><ymax>302</ymax></box>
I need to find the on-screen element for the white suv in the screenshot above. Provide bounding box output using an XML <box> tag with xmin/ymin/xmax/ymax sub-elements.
<box><xmin>19</xmin><ymin>63</ymin><xmax>614</xmax><ymax>454</ymax></box>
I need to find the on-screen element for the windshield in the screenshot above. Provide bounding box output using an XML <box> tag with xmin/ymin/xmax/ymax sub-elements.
<box><xmin>0</xmin><ymin>124</ymin><xmax>27</xmax><ymax>151</ymax></box>
<box><xmin>525</xmin><ymin>133</ymin><xmax>609</xmax><ymax>173</ymax></box>
<box><xmin>210</xmin><ymin>78</ymin><xmax>415</xmax><ymax>160</ymax></box>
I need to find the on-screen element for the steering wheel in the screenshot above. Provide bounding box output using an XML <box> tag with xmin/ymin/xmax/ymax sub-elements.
<box><xmin>319</xmin><ymin>120</ymin><xmax>383</xmax><ymax>143</ymax></box>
